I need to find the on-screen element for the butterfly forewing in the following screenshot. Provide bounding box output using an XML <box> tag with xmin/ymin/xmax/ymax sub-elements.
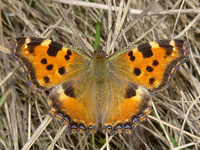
<box><xmin>108</xmin><ymin>39</ymin><xmax>189</xmax><ymax>92</ymax></box>
<box><xmin>10</xmin><ymin>37</ymin><xmax>91</xmax><ymax>89</ymax></box>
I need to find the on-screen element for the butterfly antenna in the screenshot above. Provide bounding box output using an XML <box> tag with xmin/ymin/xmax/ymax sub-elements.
<box><xmin>104</xmin><ymin>20</ymin><xmax>117</xmax><ymax>54</ymax></box>
<box><xmin>106</xmin><ymin>20</ymin><xmax>116</xmax><ymax>38</ymax></box>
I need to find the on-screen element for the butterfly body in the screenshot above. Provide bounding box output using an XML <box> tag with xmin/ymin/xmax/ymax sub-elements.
<box><xmin>91</xmin><ymin>50</ymin><xmax>109</xmax><ymax>85</ymax></box>
<box><xmin>10</xmin><ymin>37</ymin><xmax>189</xmax><ymax>134</ymax></box>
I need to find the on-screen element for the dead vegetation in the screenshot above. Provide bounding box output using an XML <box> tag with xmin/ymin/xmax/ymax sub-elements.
<box><xmin>0</xmin><ymin>0</ymin><xmax>200</xmax><ymax>149</ymax></box>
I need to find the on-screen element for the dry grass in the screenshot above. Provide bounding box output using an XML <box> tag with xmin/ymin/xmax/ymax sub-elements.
<box><xmin>0</xmin><ymin>0</ymin><xmax>200</xmax><ymax>149</ymax></box>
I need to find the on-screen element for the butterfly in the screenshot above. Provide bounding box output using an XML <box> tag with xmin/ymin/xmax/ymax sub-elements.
<box><xmin>10</xmin><ymin>37</ymin><xmax>190</xmax><ymax>135</ymax></box>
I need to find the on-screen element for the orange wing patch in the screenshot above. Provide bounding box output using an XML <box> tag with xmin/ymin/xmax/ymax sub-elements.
<box><xmin>48</xmin><ymin>78</ymin><xmax>98</xmax><ymax>134</ymax></box>
<box><xmin>48</xmin><ymin>82</ymin><xmax>97</xmax><ymax>134</ymax></box>
<box><xmin>103</xmin><ymin>85</ymin><xmax>152</xmax><ymax>134</ymax></box>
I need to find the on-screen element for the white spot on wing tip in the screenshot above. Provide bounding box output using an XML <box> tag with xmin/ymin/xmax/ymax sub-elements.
<box><xmin>24</xmin><ymin>38</ymin><xmax>31</xmax><ymax>49</ymax></box>
<box><xmin>41</xmin><ymin>40</ymin><xmax>51</xmax><ymax>46</ymax></box>
<box><xmin>150</xmin><ymin>41</ymin><xmax>159</xmax><ymax>47</ymax></box>
<box><xmin>170</xmin><ymin>40</ymin><xmax>177</xmax><ymax>52</ymax></box>
<box><xmin>170</xmin><ymin>40</ymin><xmax>175</xmax><ymax>46</ymax></box>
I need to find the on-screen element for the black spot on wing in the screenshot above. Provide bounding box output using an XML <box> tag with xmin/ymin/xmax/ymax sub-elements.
<box><xmin>128</xmin><ymin>51</ymin><xmax>135</xmax><ymax>61</ymax></box>
<box><xmin>67</xmin><ymin>50</ymin><xmax>72</xmax><ymax>55</ymax></box>
<box><xmin>58</xmin><ymin>67</ymin><xmax>66</xmax><ymax>75</ymax></box>
<box><xmin>43</xmin><ymin>76</ymin><xmax>50</xmax><ymax>83</ymax></box>
<box><xmin>65</xmin><ymin>50</ymin><xmax>72</xmax><ymax>61</ymax></box>
<box><xmin>65</xmin><ymin>55</ymin><xmax>70</xmax><ymax>60</ymax></box>
<box><xmin>152</xmin><ymin>60</ymin><xmax>159</xmax><ymax>66</ymax></box>
<box><xmin>133</xmin><ymin>68</ymin><xmax>141</xmax><ymax>76</ymax></box>
<box><xmin>47</xmin><ymin>41</ymin><xmax>63</xmax><ymax>57</ymax></box>
<box><xmin>130</xmin><ymin>56</ymin><xmax>135</xmax><ymax>61</ymax></box>
<box><xmin>146</xmin><ymin>66</ymin><xmax>153</xmax><ymax>72</ymax></box>
<box><xmin>62</xmin><ymin>83</ymin><xmax>76</xmax><ymax>98</ymax></box>
<box><xmin>149</xmin><ymin>78</ymin><xmax>155</xmax><ymax>85</ymax></box>
<box><xmin>157</xmin><ymin>40</ymin><xmax>173</xmax><ymax>57</ymax></box>
<box><xmin>124</xmin><ymin>82</ymin><xmax>138</xmax><ymax>99</ymax></box>
<box><xmin>64</xmin><ymin>86</ymin><xmax>76</xmax><ymax>98</ymax></box>
<box><xmin>125</xmin><ymin>87</ymin><xmax>136</xmax><ymax>98</ymax></box>
<box><xmin>124</xmin><ymin>88</ymin><xmax>136</xmax><ymax>98</ymax></box>
<box><xmin>27</xmin><ymin>38</ymin><xmax>43</xmax><ymax>54</ymax></box>
<box><xmin>137</xmin><ymin>43</ymin><xmax>153</xmax><ymax>58</ymax></box>
<box><xmin>46</xmin><ymin>64</ymin><xmax>53</xmax><ymax>70</ymax></box>
<box><xmin>128</xmin><ymin>51</ymin><xmax>133</xmax><ymax>56</ymax></box>
<box><xmin>41</xmin><ymin>58</ymin><xmax>47</xmax><ymax>64</ymax></box>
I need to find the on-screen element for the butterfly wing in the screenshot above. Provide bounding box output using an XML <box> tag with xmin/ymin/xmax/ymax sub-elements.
<box><xmin>102</xmin><ymin>39</ymin><xmax>190</xmax><ymax>134</ymax></box>
<box><xmin>109</xmin><ymin>40</ymin><xmax>190</xmax><ymax>92</ymax></box>
<box><xmin>11</xmin><ymin>37</ymin><xmax>98</xmax><ymax>134</ymax></box>
<box><xmin>48</xmin><ymin>75</ymin><xmax>98</xmax><ymax>134</ymax></box>
<box><xmin>101</xmin><ymin>73</ymin><xmax>152</xmax><ymax>134</ymax></box>
<box><xmin>10</xmin><ymin>37</ymin><xmax>91</xmax><ymax>89</ymax></box>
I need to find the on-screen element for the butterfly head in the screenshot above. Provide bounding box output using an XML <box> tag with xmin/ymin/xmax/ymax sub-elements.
<box><xmin>93</xmin><ymin>46</ymin><xmax>107</xmax><ymax>59</ymax></box>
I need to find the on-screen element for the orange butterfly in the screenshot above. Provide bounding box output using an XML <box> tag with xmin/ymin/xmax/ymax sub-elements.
<box><xmin>10</xmin><ymin>37</ymin><xmax>189</xmax><ymax>135</ymax></box>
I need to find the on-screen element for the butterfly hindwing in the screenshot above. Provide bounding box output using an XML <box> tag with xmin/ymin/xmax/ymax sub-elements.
<box><xmin>101</xmin><ymin>73</ymin><xmax>152</xmax><ymax>134</ymax></box>
<box><xmin>48</xmin><ymin>77</ymin><xmax>98</xmax><ymax>134</ymax></box>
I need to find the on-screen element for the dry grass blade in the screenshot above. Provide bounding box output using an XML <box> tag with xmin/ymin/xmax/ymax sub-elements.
<box><xmin>0</xmin><ymin>0</ymin><xmax>199</xmax><ymax>149</ymax></box>
<box><xmin>21</xmin><ymin>116</ymin><xmax>52</xmax><ymax>150</ymax></box>
<box><xmin>0</xmin><ymin>66</ymin><xmax>19</xmax><ymax>88</ymax></box>
<box><xmin>47</xmin><ymin>125</ymin><xmax>67</xmax><ymax>150</ymax></box>
<box><xmin>53</xmin><ymin>0</ymin><xmax>200</xmax><ymax>15</ymax></box>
